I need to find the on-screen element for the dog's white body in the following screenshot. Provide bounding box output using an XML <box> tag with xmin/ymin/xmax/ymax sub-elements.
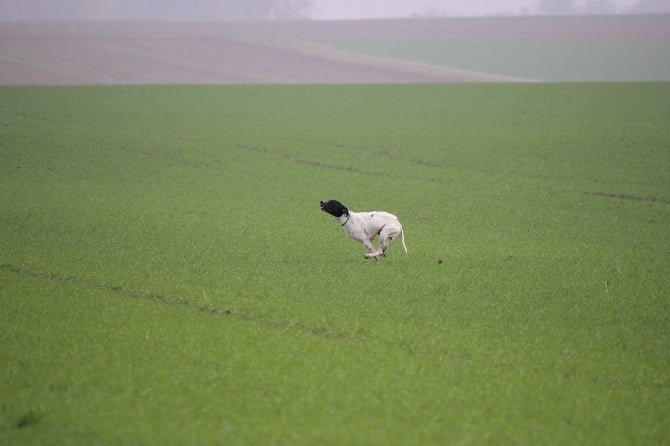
<box><xmin>320</xmin><ymin>200</ymin><xmax>407</xmax><ymax>260</ymax></box>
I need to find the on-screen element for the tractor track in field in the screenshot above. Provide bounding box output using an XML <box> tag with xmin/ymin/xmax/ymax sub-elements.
<box><xmin>238</xmin><ymin>144</ymin><xmax>446</xmax><ymax>183</ymax></box>
<box><xmin>584</xmin><ymin>191</ymin><xmax>670</xmax><ymax>205</ymax></box>
<box><xmin>0</xmin><ymin>263</ymin><xmax>357</xmax><ymax>341</ymax></box>
<box><xmin>1</xmin><ymin>262</ymin><xmax>537</xmax><ymax>370</ymax></box>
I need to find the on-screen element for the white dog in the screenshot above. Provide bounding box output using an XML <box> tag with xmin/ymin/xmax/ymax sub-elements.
<box><xmin>320</xmin><ymin>199</ymin><xmax>407</xmax><ymax>260</ymax></box>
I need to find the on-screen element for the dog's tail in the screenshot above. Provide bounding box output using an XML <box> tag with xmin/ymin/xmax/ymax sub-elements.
<box><xmin>401</xmin><ymin>228</ymin><xmax>408</xmax><ymax>254</ymax></box>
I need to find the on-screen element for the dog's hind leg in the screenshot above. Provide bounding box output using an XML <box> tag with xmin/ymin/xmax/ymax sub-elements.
<box><xmin>377</xmin><ymin>225</ymin><xmax>402</xmax><ymax>257</ymax></box>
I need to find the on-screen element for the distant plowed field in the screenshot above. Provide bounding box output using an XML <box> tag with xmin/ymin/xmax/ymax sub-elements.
<box><xmin>1</xmin><ymin>16</ymin><xmax>669</xmax><ymax>85</ymax></box>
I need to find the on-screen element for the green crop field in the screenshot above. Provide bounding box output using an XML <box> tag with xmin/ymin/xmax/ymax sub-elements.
<box><xmin>274</xmin><ymin>15</ymin><xmax>670</xmax><ymax>82</ymax></box>
<box><xmin>1</xmin><ymin>83</ymin><xmax>669</xmax><ymax>444</ymax></box>
<box><xmin>305</xmin><ymin>36</ymin><xmax>670</xmax><ymax>82</ymax></box>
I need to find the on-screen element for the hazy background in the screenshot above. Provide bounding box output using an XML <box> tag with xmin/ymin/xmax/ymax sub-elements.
<box><xmin>0</xmin><ymin>0</ymin><xmax>668</xmax><ymax>21</ymax></box>
<box><xmin>314</xmin><ymin>0</ymin><xmax>643</xmax><ymax>19</ymax></box>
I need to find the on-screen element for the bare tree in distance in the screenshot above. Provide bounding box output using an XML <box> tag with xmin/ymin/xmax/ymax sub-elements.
<box><xmin>583</xmin><ymin>0</ymin><xmax>616</xmax><ymax>15</ymax></box>
<box><xmin>537</xmin><ymin>0</ymin><xmax>576</xmax><ymax>15</ymax></box>
<box><xmin>628</xmin><ymin>0</ymin><xmax>670</xmax><ymax>14</ymax></box>
<box><xmin>0</xmin><ymin>0</ymin><xmax>314</xmax><ymax>21</ymax></box>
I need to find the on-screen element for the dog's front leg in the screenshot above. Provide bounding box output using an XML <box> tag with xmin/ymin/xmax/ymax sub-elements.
<box><xmin>362</xmin><ymin>238</ymin><xmax>380</xmax><ymax>260</ymax></box>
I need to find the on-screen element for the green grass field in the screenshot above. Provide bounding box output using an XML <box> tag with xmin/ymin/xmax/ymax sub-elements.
<box><xmin>1</xmin><ymin>83</ymin><xmax>669</xmax><ymax>444</ymax></box>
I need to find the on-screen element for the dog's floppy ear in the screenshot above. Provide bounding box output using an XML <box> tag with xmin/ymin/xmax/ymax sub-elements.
<box><xmin>320</xmin><ymin>199</ymin><xmax>349</xmax><ymax>217</ymax></box>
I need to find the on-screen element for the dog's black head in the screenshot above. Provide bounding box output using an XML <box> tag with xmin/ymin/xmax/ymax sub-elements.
<box><xmin>320</xmin><ymin>200</ymin><xmax>349</xmax><ymax>218</ymax></box>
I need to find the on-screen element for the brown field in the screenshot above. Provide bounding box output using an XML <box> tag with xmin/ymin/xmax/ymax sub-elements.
<box><xmin>1</xmin><ymin>16</ymin><xmax>668</xmax><ymax>85</ymax></box>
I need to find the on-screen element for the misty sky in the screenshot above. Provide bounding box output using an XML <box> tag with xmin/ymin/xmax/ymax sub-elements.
<box><xmin>312</xmin><ymin>0</ymin><xmax>640</xmax><ymax>19</ymax></box>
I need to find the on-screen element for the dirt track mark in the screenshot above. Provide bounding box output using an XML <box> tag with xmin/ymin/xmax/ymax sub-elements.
<box><xmin>238</xmin><ymin>144</ymin><xmax>445</xmax><ymax>183</ymax></box>
<box><xmin>585</xmin><ymin>191</ymin><xmax>670</xmax><ymax>205</ymax></box>
<box><xmin>0</xmin><ymin>263</ymin><xmax>356</xmax><ymax>341</ymax></box>
<box><xmin>2</xmin><ymin>263</ymin><xmax>527</xmax><ymax>368</ymax></box>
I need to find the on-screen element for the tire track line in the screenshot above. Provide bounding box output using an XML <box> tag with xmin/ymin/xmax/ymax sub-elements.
<box><xmin>0</xmin><ymin>263</ymin><xmax>357</xmax><ymax>341</ymax></box>
<box><xmin>237</xmin><ymin>145</ymin><xmax>445</xmax><ymax>183</ymax></box>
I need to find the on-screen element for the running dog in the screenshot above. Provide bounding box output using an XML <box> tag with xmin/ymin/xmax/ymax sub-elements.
<box><xmin>320</xmin><ymin>199</ymin><xmax>407</xmax><ymax>260</ymax></box>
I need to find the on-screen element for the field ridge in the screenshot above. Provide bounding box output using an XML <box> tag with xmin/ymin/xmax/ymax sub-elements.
<box><xmin>1</xmin><ymin>16</ymin><xmax>669</xmax><ymax>84</ymax></box>
<box><xmin>254</xmin><ymin>37</ymin><xmax>541</xmax><ymax>83</ymax></box>
<box><xmin>0</xmin><ymin>21</ymin><xmax>509</xmax><ymax>85</ymax></box>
